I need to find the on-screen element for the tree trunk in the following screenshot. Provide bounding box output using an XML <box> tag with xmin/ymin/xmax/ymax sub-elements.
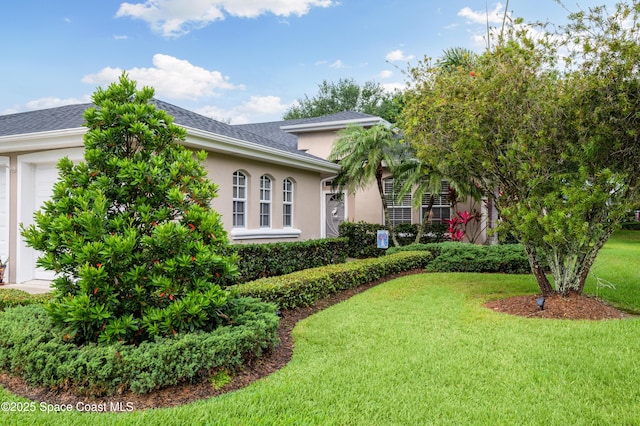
<box><xmin>415</xmin><ymin>194</ymin><xmax>435</xmax><ymax>244</ymax></box>
<box><xmin>523</xmin><ymin>243</ymin><xmax>554</xmax><ymax>296</ymax></box>
<box><xmin>376</xmin><ymin>165</ymin><xmax>400</xmax><ymax>247</ymax></box>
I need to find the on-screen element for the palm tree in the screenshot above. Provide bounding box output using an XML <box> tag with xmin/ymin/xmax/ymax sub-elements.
<box><xmin>329</xmin><ymin>123</ymin><xmax>402</xmax><ymax>247</ymax></box>
<box><xmin>436</xmin><ymin>47</ymin><xmax>477</xmax><ymax>72</ymax></box>
<box><xmin>392</xmin><ymin>146</ymin><xmax>444</xmax><ymax>244</ymax></box>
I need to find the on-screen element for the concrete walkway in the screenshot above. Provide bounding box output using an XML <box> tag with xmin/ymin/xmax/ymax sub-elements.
<box><xmin>0</xmin><ymin>280</ymin><xmax>52</xmax><ymax>294</ymax></box>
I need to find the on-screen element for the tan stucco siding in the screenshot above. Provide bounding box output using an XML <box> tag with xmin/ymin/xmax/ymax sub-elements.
<box><xmin>297</xmin><ymin>131</ymin><xmax>338</xmax><ymax>160</ymax></box>
<box><xmin>203</xmin><ymin>152</ymin><xmax>324</xmax><ymax>243</ymax></box>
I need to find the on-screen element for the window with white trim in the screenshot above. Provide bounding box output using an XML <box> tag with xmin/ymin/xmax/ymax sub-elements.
<box><xmin>421</xmin><ymin>180</ymin><xmax>451</xmax><ymax>223</ymax></box>
<box><xmin>383</xmin><ymin>177</ymin><xmax>412</xmax><ymax>225</ymax></box>
<box><xmin>232</xmin><ymin>171</ymin><xmax>246</xmax><ymax>228</ymax></box>
<box><xmin>283</xmin><ymin>178</ymin><xmax>294</xmax><ymax>227</ymax></box>
<box><xmin>259</xmin><ymin>175</ymin><xmax>272</xmax><ymax>228</ymax></box>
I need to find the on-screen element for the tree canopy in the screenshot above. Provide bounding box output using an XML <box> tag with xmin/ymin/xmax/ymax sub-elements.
<box><xmin>283</xmin><ymin>78</ymin><xmax>402</xmax><ymax>123</ymax></box>
<box><xmin>22</xmin><ymin>74</ymin><xmax>238</xmax><ymax>344</ymax></box>
<box><xmin>401</xmin><ymin>2</ymin><xmax>640</xmax><ymax>296</ymax></box>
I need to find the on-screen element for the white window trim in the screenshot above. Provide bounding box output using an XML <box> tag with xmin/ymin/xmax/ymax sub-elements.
<box><xmin>232</xmin><ymin>171</ymin><xmax>247</xmax><ymax>229</ymax></box>
<box><xmin>259</xmin><ymin>175</ymin><xmax>272</xmax><ymax>228</ymax></box>
<box><xmin>230</xmin><ymin>227</ymin><xmax>301</xmax><ymax>240</ymax></box>
<box><xmin>283</xmin><ymin>178</ymin><xmax>294</xmax><ymax>228</ymax></box>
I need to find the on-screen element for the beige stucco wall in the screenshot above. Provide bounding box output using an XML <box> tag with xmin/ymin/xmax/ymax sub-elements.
<box><xmin>297</xmin><ymin>131</ymin><xmax>339</xmax><ymax>160</ymax></box>
<box><xmin>203</xmin><ymin>152</ymin><xmax>325</xmax><ymax>243</ymax></box>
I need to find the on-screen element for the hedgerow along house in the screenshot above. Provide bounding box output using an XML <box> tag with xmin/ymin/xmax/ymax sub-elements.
<box><xmin>0</xmin><ymin>100</ymin><xmax>489</xmax><ymax>285</ymax></box>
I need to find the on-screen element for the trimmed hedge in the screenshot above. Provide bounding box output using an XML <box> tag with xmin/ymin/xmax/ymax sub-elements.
<box><xmin>0</xmin><ymin>288</ymin><xmax>52</xmax><ymax>311</ymax></box>
<box><xmin>235</xmin><ymin>237</ymin><xmax>348</xmax><ymax>283</ymax></box>
<box><xmin>0</xmin><ymin>297</ymin><xmax>279</xmax><ymax>396</ymax></box>
<box><xmin>387</xmin><ymin>242</ymin><xmax>531</xmax><ymax>274</ymax></box>
<box><xmin>339</xmin><ymin>221</ymin><xmax>449</xmax><ymax>258</ymax></box>
<box><xmin>621</xmin><ymin>222</ymin><xmax>640</xmax><ymax>230</ymax></box>
<box><xmin>232</xmin><ymin>251</ymin><xmax>434</xmax><ymax>310</ymax></box>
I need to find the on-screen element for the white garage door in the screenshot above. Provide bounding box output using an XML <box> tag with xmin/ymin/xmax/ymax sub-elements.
<box><xmin>17</xmin><ymin>149</ymin><xmax>83</xmax><ymax>284</ymax></box>
<box><xmin>31</xmin><ymin>162</ymin><xmax>59</xmax><ymax>280</ymax></box>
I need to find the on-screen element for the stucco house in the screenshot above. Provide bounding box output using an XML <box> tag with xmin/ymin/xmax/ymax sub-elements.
<box><xmin>0</xmin><ymin>100</ymin><xmax>488</xmax><ymax>285</ymax></box>
<box><xmin>0</xmin><ymin>100</ymin><xmax>391</xmax><ymax>284</ymax></box>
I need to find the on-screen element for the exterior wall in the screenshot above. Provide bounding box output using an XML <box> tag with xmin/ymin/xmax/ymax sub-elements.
<box><xmin>297</xmin><ymin>131</ymin><xmax>339</xmax><ymax>160</ymax></box>
<box><xmin>0</xmin><ymin>141</ymin><xmax>328</xmax><ymax>283</ymax></box>
<box><xmin>203</xmin><ymin>152</ymin><xmax>325</xmax><ymax>244</ymax></box>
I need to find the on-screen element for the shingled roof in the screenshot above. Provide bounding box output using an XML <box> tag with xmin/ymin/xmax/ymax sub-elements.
<box><xmin>235</xmin><ymin>111</ymin><xmax>379</xmax><ymax>150</ymax></box>
<box><xmin>0</xmin><ymin>102</ymin><xmax>382</xmax><ymax>167</ymax></box>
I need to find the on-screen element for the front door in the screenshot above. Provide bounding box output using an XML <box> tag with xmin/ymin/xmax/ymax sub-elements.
<box><xmin>325</xmin><ymin>193</ymin><xmax>345</xmax><ymax>238</ymax></box>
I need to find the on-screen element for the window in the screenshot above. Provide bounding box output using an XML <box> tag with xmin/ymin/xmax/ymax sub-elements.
<box><xmin>421</xmin><ymin>180</ymin><xmax>451</xmax><ymax>223</ymax></box>
<box><xmin>383</xmin><ymin>178</ymin><xmax>412</xmax><ymax>226</ymax></box>
<box><xmin>283</xmin><ymin>178</ymin><xmax>294</xmax><ymax>227</ymax></box>
<box><xmin>232</xmin><ymin>171</ymin><xmax>246</xmax><ymax>228</ymax></box>
<box><xmin>259</xmin><ymin>175</ymin><xmax>272</xmax><ymax>228</ymax></box>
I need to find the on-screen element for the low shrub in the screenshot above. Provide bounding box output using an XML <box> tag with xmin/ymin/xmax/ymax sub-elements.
<box><xmin>387</xmin><ymin>243</ymin><xmax>531</xmax><ymax>274</ymax></box>
<box><xmin>0</xmin><ymin>297</ymin><xmax>279</xmax><ymax>396</ymax></box>
<box><xmin>621</xmin><ymin>221</ymin><xmax>640</xmax><ymax>231</ymax></box>
<box><xmin>393</xmin><ymin>222</ymin><xmax>449</xmax><ymax>246</ymax></box>
<box><xmin>339</xmin><ymin>221</ymin><xmax>450</xmax><ymax>258</ymax></box>
<box><xmin>233</xmin><ymin>251</ymin><xmax>433</xmax><ymax>309</ymax></box>
<box><xmin>235</xmin><ymin>238</ymin><xmax>348</xmax><ymax>283</ymax></box>
<box><xmin>0</xmin><ymin>288</ymin><xmax>52</xmax><ymax>311</ymax></box>
<box><xmin>338</xmin><ymin>221</ymin><xmax>389</xmax><ymax>258</ymax></box>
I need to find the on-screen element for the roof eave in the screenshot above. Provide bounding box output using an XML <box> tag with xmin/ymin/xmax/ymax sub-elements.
<box><xmin>280</xmin><ymin>117</ymin><xmax>387</xmax><ymax>134</ymax></box>
<box><xmin>0</xmin><ymin>128</ymin><xmax>86</xmax><ymax>153</ymax></box>
<box><xmin>181</xmin><ymin>126</ymin><xmax>341</xmax><ymax>173</ymax></box>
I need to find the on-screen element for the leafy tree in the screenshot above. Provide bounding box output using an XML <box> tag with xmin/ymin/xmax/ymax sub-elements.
<box><xmin>328</xmin><ymin>124</ymin><xmax>402</xmax><ymax>247</ymax></box>
<box><xmin>22</xmin><ymin>74</ymin><xmax>238</xmax><ymax>344</ymax></box>
<box><xmin>283</xmin><ymin>78</ymin><xmax>402</xmax><ymax>123</ymax></box>
<box><xmin>401</xmin><ymin>2</ymin><xmax>640</xmax><ymax>296</ymax></box>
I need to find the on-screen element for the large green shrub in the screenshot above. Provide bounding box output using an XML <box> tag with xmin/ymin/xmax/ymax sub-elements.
<box><xmin>233</xmin><ymin>251</ymin><xmax>433</xmax><ymax>309</ymax></box>
<box><xmin>21</xmin><ymin>74</ymin><xmax>237</xmax><ymax>345</ymax></box>
<box><xmin>387</xmin><ymin>243</ymin><xmax>531</xmax><ymax>274</ymax></box>
<box><xmin>339</xmin><ymin>221</ymin><xmax>449</xmax><ymax>258</ymax></box>
<box><xmin>0</xmin><ymin>298</ymin><xmax>278</xmax><ymax>395</ymax></box>
<box><xmin>339</xmin><ymin>221</ymin><xmax>390</xmax><ymax>258</ymax></box>
<box><xmin>235</xmin><ymin>237</ymin><xmax>348</xmax><ymax>283</ymax></box>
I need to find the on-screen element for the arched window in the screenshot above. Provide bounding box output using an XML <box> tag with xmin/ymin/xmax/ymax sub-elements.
<box><xmin>232</xmin><ymin>171</ymin><xmax>247</xmax><ymax>228</ymax></box>
<box><xmin>283</xmin><ymin>178</ymin><xmax>294</xmax><ymax>227</ymax></box>
<box><xmin>259</xmin><ymin>175</ymin><xmax>272</xmax><ymax>228</ymax></box>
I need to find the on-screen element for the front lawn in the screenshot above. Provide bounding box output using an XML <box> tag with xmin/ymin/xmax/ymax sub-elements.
<box><xmin>1</xmin><ymin>232</ymin><xmax>639</xmax><ymax>425</ymax></box>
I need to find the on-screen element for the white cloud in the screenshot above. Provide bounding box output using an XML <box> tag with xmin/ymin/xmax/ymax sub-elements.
<box><xmin>378</xmin><ymin>70</ymin><xmax>393</xmax><ymax>79</ymax></box>
<box><xmin>116</xmin><ymin>0</ymin><xmax>334</xmax><ymax>37</ymax></box>
<box><xmin>458</xmin><ymin>3</ymin><xmax>506</xmax><ymax>25</ymax></box>
<box><xmin>82</xmin><ymin>54</ymin><xmax>243</xmax><ymax>100</ymax></box>
<box><xmin>385</xmin><ymin>49</ymin><xmax>415</xmax><ymax>62</ymax></box>
<box><xmin>329</xmin><ymin>59</ymin><xmax>346</xmax><ymax>69</ymax></box>
<box><xmin>382</xmin><ymin>82</ymin><xmax>405</xmax><ymax>93</ymax></box>
<box><xmin>197</xmin><ymin>95</ymin><xmax>291</xmax><ymax>124</ymax></box>
<box><xmin>113</xmin><ymin>34</ymin><xmax>129</xmax><ymax>40</ymax></box>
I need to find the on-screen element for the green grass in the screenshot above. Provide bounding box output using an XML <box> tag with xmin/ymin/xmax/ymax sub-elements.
<box><xmin>583</xmin><ymin>230</ymin><xmax>640</xmax><ymax>312</ymax></box>
<box><xmin>1</xmin><ymin>232</ymin><xmax>639</xmax><ymax>425</ymax></box>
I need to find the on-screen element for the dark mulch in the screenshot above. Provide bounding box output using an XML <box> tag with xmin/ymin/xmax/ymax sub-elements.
<box><xmin>0</xmin><ymin>271</ymin><xmax>630</xmax><ymax>411</ymax></box>
<box><xmin>484</xmin><ymin>293</ymin><xmax>630</xmax><ymax>320</ymax></box>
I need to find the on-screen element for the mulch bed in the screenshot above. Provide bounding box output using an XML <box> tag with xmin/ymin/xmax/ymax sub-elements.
<box><xmin>0</xmin><ymin>271</ymin><xmax>631</xmax><ymax>411</ymax></box>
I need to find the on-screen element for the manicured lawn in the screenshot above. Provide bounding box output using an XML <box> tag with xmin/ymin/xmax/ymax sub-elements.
<box><xmin>1</xmin><ymin>232</ymin><xmax>639</xmax><ymax>425</ymax></box>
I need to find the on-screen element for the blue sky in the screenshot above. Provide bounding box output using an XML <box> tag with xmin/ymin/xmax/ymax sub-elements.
<box><xmin>0</xmin><ymin>0</ymin><xmax>620</xmax><ymax>124</ymax></box>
